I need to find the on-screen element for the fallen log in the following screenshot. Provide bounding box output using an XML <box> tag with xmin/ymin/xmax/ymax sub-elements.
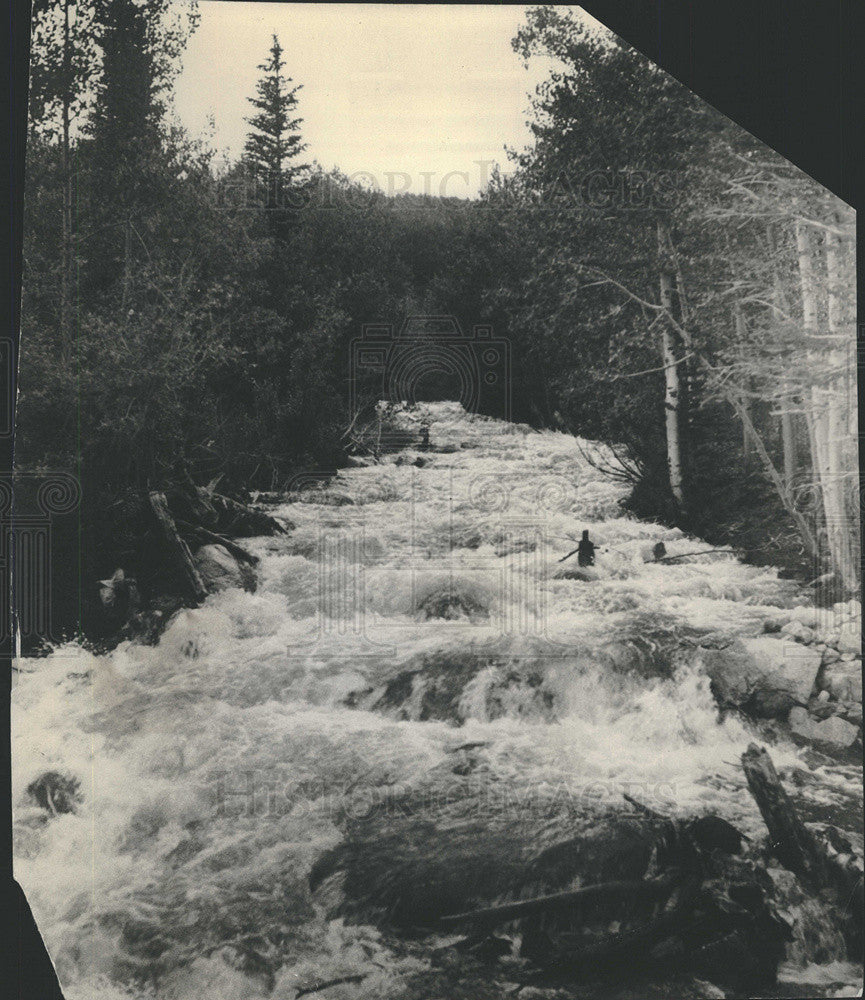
<box><xmin>556</xmin><ymin>895</ymin><xmax>700</xmax><ymax>971</ymax></box>
<box><xmin>741</xmin><ymin>743</ymin><xmax>819</xmax><ymax>879</ymax></box>
<box><xmin>206</xmin><ymin>491</ymin><xmax>288</xmax><ymax>537</ymax></box>
<box><xmin>175</xmin><ymin>520</ymin><xmax>260</xmax><ymax>566</ymax></box>
<box><xmin>657</xmin><ymin>549</ymin><xmax>739</xmax><ymax>564</ymax></box>
<box><xmin>294</xmin><ymin>974</ymin><xmax>366</xmax><ymax>998</ymax></box>
<box><xmin>173</xmin><ymin>464</ymin><xmax>219</xmax><ymax>528</ymax></box>
<box><xmin>439</xmin><ymin>874</ymin><xmax>678</xmax><ymax>930</ymax></box>
<box><xmin>148</xmin><ymin>491</ymin><xmax>208</xmax><ymax>604</ymax></box>
<box><xmin>742</xmin><ymin>742</ymin><xmax>863</xmax><ymax>949</ymax></box>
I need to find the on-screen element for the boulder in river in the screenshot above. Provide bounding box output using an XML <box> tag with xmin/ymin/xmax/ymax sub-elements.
<box><xmin>26</xmin><ymin>771</ymin><xmax>81</xmax><ymax>815</ymax></box>
<box><xmin>365</xmin><ymin>652</ymin><xmax>555</xmax><ymax>724</ymax></box>
<box><xmin>837</xmin><ymin>625</ymin><xmax>862</xmax><ymax>656</ymax></box>
<box><xmin>820</xmin><ymin>659</ymin><xmax>863</xmax><ymax>703</ymax></box>
<box><xmin>416</xmin><ymin>585</ymin><xmax>489</xmax><ymax>621</ymax></box>
<box><xmin>193</xmin><ymin>543</ymin><xmax>256</xmax><ymax>593</ymax></box>
<box><xmin>789</xmin><ymin>707</ymin><xmax>860</xmax><ymax>748</ymax></box>
<box><xmin>780</xmin><ymin>620</ymin><xmax>816</xmax><ymax>644</ymax></box>
<box><xmin>699</xmin><ymin>637</ymin><xmax>821</xmax><ymax>718</ymax></box>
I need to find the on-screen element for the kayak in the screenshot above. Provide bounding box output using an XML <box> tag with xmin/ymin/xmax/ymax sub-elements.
<box><xmin>556</xmin><ymin>565</ymin><xmax>605</xmax><ymax>582</ymax></box>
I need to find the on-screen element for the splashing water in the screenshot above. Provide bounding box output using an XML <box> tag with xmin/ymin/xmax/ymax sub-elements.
<box><xmin>12</xmin><ymin>403</ymin><xmax>862</xmax><ymax>998</ymax></box>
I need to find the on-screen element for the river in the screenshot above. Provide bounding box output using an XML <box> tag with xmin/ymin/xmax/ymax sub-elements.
<box><xmin>12</xmin><ymin>402</ymin><xmax>863</xmax><ymax>999</ymax></box>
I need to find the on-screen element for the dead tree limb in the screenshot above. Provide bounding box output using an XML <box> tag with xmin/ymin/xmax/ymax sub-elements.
<box><xmin>207</xmin><ymin>492</ymin><xmax>288</xmax><ymax>536</ymax></box>
<box><xmin>175</xmin><ymin>520</ymin><xmax>260</xmax><ymax>565</ymax></box>
<box><xmin>439</xmin><ymin>874</ymin><xmax>678</xmax><ymax>930</ymax></box>
<box><xmin>148</xmin><ymin>491</ymin><xmax>208</xmax><ymax>604</ymax></box>
<box><xmin>174</xmin><ymin>464</ymin><xmax>219</xmax><ymax>527</ymax></box>
<box><xmin>294</xmin><ymin>974</ymin><xmax>366</xmax><ymax>998</ymax></box>
<box><xmin>657</xmin><ymin>549</ymin><xmax>739</xmax><ymax>563</ymax></box>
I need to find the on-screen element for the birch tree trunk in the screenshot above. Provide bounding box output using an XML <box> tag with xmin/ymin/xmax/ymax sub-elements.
<box><xmin>770</xmin><ymin>270</ymin><xmax>798</xmax><ymax>488</ymax></box>
<box><xmin>797</xmin><ymin>218</ymin><xmax>858</xmax><ymax>592</ymax></box>
<box><xmin>659</xmin><ymin>269</ymin><xmax>684</xmax><ymax>507</ymax></box>
<box><xmin>823</xmin><ymin>216</ymin><xmax>859</xmax><ymax>591</ymax></box>
<box><xmin>733</xmin><ymin>303</ymin><xmax>754</xmax><ymax>470</ymax></box>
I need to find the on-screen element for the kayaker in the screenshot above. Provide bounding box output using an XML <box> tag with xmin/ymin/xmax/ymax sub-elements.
<box><xmin>577</xmin><ymin>529</ymin><xmax>596</xmax><ymax>567</ymax></box>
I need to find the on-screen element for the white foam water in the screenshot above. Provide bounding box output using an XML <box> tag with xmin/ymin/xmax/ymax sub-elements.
<box><xmin>12</xmin><ymin>402</ymin><xmax>862</xmax><ymax>999</ymax></box>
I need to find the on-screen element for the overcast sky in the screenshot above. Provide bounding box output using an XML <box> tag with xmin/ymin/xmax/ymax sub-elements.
<box><xmin>171</xmin><ymin>3</ymin><xmax>596</xmax><ymax>197</ymax></box>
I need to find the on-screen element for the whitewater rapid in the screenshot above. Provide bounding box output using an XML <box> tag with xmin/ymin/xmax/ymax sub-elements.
<box><xmin>12</xmin><ymin>402</ymin><xmax>863</xmax><ymax>998</ymax></box>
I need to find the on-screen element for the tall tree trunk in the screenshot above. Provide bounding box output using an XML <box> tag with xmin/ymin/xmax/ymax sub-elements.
<box><xmin>780</xmin><ymin>405</ymin><xmax>797</xmax><ymax>490</ymax></box>
<box><xmin>733</xmin><ymin>303</ymin><xmax>754</xmax><ymax>470</ymax></box>
<box><xmin>823</xmin><ymin>215</ymin><xmax>859</xmax><ymax>591</ymax></box>
<box><xmin>659</xmin><ymin>269</ymin><xmax>684</xmax><ymax>507</ymax></box>
<box><xmin>798</xmin><ymin>219</ymin><xmax>857</xmax><ymax>592</ymax></box>
<box><xmin>723</xmin><ymin>387</ymin><xmax>819</xmax><ymax>560</ymax></box>
<box><xmin>60</xmin><ymin>0</ymin><xmax>72</xmax><ymax>354</ymax></box>
<box><xmin>770</xmin><ymin>270</ymin><xmax>798</xmax><ymax>488</ymax></box>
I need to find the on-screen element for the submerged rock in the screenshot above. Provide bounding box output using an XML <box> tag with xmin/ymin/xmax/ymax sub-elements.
<box><xmin>309</xmin><ymin>781</ymin><xmax>656</xmax><ymax>930</ymax></box>
<box><xmin>365</xmin><ymin>652</ymin><xmax>555</xmax><ymax>724</ymax></box>
<box><xmin>416</xmin><ymin>586</ymin><xmax>489</xmax><ymax>621</ymax></box>
<box><xmin>699</xmin><ymin>637</ymin><xmax>820</xmax><ymax>718</ymax></box>
<box><xmin>193</xmin><ymin>544</ymin><xmax>256</xmax><ymax>593</ymax></box>
<box><xmin>26</xmin><ymin>771</ymin><xmax>81</xmax><ymax>815</ymax></box>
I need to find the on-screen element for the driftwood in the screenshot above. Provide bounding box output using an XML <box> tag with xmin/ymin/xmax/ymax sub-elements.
<box><xmin>742</xmin><ymin>742</ymin><xmax>863</xmax><ymax>945</ymax></box>
<box><xmin>439</xmin><ymin>874</ymin><xmax>678</xmax><ymax>930</ymax></box>
<box><xmin>657</xmin><ymin>549</ymin><xmax>739</xmax><ymax>564</ymax></box>
<box><xmin>551</xmin><ymin>881</ymin><xmax>702</xmax><ymax>972</ymax></box>
<box><xmin>741</xmin><ymin>743</ymin><xmax>820</xmax><ymax>878</ymax></box>
<box><xmin>173</xmin><ymin>464</ymin><xmax>219</xmax><ymax>528</ymax></box>
<box><xmin>205</xmin><ymin>491</ymin><xmax>287</xmax><ymax>537</ymax></box>
<box><xmin>175</xmin><ymin>520</ymin><xmax>260</xmax><ymax>566</ymax></box>
<box><xmin>148</xmin><ymin>492</ymin><xmax>208</xmax><ymax>604</ymax></box>
<box><xmin>432</xmin><ymin>769</ymin><xmax>807</xmax><ymax>986</ymax></box>
<box><xmin>294</xmin><ymin>975</ymin><xmax>366</xmax><ymax>998</ymax></box>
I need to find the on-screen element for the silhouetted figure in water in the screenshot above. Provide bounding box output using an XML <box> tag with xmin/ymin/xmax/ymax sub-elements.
<box><xmin>577</xmin><ymin>530</ymin><xmax>596</xmax><ymax>567</ymax></box>
<box><xmin>98</xmin><ymin>568</ymin><xmax>140</xmax><ymax>631</ymax></box>
<box><xmin>653</xmin><ymin>542</ymin><xmax>667</xmax><ymax>561</ymax></box>
<box><xmin>419</xmin><ymin>425</ymin><xmax>430</xmax><ymax>451</ymax></box>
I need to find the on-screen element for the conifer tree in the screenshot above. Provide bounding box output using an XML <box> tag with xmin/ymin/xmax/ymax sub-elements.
<box><xmin>243</xmin><ymin>35</ymin><xmax>307</xmax><ymax>205</ymax></box>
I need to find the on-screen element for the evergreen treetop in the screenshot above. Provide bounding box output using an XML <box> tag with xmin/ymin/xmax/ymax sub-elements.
<box><xmin>243</xmin><ymin>34</ymin><xmax>307</xmax><ymax>197</ymax></box>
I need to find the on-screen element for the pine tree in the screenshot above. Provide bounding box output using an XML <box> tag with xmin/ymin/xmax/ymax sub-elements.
<box><xmin>83</xmin><ymin>0</ymin><xmax>198</xmax><ymax>295</ymax></box>
<box><xmin>243</xmin><ymin>35</ymin><xmax>307</xmax><ymax>206</ymax></box>
<box><xmin>29</xmin><ymin>0</ymin><xmax>97</xmax><ymax>351</ymax></box>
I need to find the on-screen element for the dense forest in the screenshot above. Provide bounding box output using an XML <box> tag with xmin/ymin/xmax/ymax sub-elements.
<box><xmin>19</xmin><ymin>2</ymin><xmax>858</xmax><ymax>642</ymax></box>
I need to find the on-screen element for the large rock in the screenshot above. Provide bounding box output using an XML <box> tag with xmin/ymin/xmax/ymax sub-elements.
<box><xmin>699</xmin><ymin>637</ymin><xmax>821</xmax><ymax>718</ymax></box>
<box><xmin>786</xmin><ymin>605</ymin><xmax>820</xmax><ymax>629</ymax></box>
<box><xmin>416</xmin><ymin>585</ymin><xmax>489</xmax><ymax>621</ymax></box>
<box><xmin>836</xmin><ymin>625</ymin><xmax>862</xmax><ymax>656</ymax></box>
<box><xmin>789</xmin><ymin>707</ymin><xmax>860</xmax><ymax>748</ymax></box>
<box><xmin>193</xmin><ymin>544</ymin><xmax>256</xmax><ymax>593</ymax></box>
<box><xmin>780</xmin><ymin>620</ymin><xmax>815</xmax><ymax>644</ymax></box>
<box><xmin>822</xmin><ymin>660</ymin><xmax>863</xmax><ymax>703</ymax></box>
